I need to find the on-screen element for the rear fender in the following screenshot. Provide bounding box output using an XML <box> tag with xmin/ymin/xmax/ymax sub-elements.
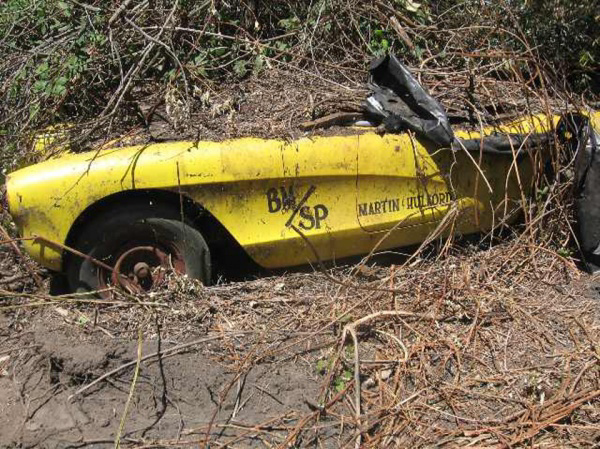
<box><xmin>571</xmin><ymin>111</ymin><xmax>600</xmax><ymax>265</ymax></box>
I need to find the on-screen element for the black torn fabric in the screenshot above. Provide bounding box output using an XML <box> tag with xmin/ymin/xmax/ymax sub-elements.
<box><xmin>453</xmin><ymin>132</ymin><xmax>553</xmax><ymax>155</ymax></box>
<box><xmin>364</xmin><ymin>54</ymin><xmax>553</xmax><ymax>155</ymax></box>
<box><xmin>365</xmin><ymin>54</ymin><xmax>454</xmax><ymax>147</ymax></box>
<box><xmin>572</xmin><ymin>115</ymin><xmax>600</xmax><ymax>270</ymax></box>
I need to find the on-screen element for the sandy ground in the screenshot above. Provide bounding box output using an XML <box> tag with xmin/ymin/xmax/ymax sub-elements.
<box><xmin>0</xmin><ymin>313</ymin><xmax>323</xmax><ymax>448</ymax></box>
<box><xmin>1</xmin><ymin>239</ymin><xmax>600</xmax><ymax>448</ymax></box>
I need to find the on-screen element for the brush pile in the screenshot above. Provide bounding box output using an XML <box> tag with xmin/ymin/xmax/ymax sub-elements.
<box><xmin>0</xmin><ymin>1</ymin><xmax>598</xmax><ymax>162</ymax></box>
<box><xmin>1</xmin><ymin>1</ymin><xmax>599</xmax><ymax>447</ymax></box>
<box><xmin>2</xmin><ymin>239</ymin><xmax>600</xmax><ymax>447</ymax></box>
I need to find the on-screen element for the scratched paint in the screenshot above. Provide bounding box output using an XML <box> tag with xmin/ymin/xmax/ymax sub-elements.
<box><xmin>4</xmin><ymin>112</ymin><xmax>574</xmax><ymax>271</ymax></box>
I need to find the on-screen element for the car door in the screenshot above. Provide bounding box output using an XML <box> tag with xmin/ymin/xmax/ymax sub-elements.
<box><xmin>272</xmin><ymin>133</ymin><xmax>361</xmax><ymax>266</ymax></box>
<box><xmin>356</xmin><ymin>132</ymin><xmax>458</xmax><ymax>250</ymax></box>
<box><xmin>179</xmin><ymin>134</ymin><xmax>362</xmax><ymax>269</ymax></box>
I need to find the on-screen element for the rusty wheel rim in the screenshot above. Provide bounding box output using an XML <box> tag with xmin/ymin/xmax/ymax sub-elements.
<box><xmin>99</xmin><ymin>243</ymin><xmax>186</xmax><ymax>295</ymax></box>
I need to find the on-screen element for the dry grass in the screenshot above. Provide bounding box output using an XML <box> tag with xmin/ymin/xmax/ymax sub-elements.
<box><xmin>2</xmin><ymin>0</ymin><xmax>596</xmax><ymax>165</ymax></box>
<box><xmin>1</xmin><ymin>2</ymin><xmax>599</xmax><ymax>447</ymax></box>
<box><xmin>2</xmin><ymin>231</ymin><xmax>600</xmax><ymax>447</ymax></box>
<box><xmin>1</xmin><ymin>86</ymin><xmax>598</xmax><ymax>444</ymax></box>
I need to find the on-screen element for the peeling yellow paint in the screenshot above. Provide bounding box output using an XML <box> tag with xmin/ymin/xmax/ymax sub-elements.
<box><xmin>7</xmin><ymin>112</ymin><xmax>596</xmax><ymax>272</ymax></box>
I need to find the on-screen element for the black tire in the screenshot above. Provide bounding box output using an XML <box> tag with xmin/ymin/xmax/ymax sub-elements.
<box><xmin>66</xmin><ymin>203</ymin><xmax>211</xmax><ymax>294</ymax></box>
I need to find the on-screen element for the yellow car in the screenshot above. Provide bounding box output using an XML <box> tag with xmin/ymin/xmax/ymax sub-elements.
<box><xmin>4</xmin><ymin>110</ymin><xmax>589</xmax><ymax>295</ymax></box>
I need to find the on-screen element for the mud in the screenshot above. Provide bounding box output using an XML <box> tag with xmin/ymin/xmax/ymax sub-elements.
<box><xmin>0</xmin><ymin>310</ymin><xmax>328</xmax><ymax>448</ymax></box>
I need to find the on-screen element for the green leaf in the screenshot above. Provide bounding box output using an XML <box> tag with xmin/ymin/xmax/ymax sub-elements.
<box><xmin>57</xmin><ymin>1</ymin><xmax>71</xmax><ymax>17</ymax></box>
<box><xmin>52</xmin><ymin>83</ymin><xmax>66</xmax><ymax>96</ymax></box>
<box><xmin>413</xmin><ymin>45</ymin><xmax>424</xmax><ymax>60</ymax></box>
<box><xmin>165</xmin><ymin>68</ymin><xmax>177</xmax><ymax>81</ymax></box>
<box><xmin>275</xmin><ymin>41</ymin><xmax>289</xmax><ymax>51</ymax></box>
<box><xmin>29</xmin><ymin>103</ymin><xmax>40</xmax><ymax>121</ymax></box>
<box><xmin>579</xmin><ymin>50</ymin><xmax>593</xmax><ymax>67</ymax></box>
<box><xmin>67</xmin><ymin>55</ymin><xmax>79</xmax><ymax>68</ymax></box>
<box><xmin>195</xmin><ymin>67</ymin><xmax>207</xmax><ymax>77</ymax></box>
<box><xmin>194</xmin><ymin>53</ymin><xmax>206</xmax><ymax>65</ymax></box>
<box><xmin>233</xmin><ymin>60</ymin><xmax>247</xmax><ymax>77</ymax></box>
<box><xmin>33</xmin><ymin>80</ymin><xmax>48</xmax><ymax>93</ymax></box>
<box><xmin>213</xmin><ymin>47</ymin><xmax>227</xmax><ymax>57</ymax></box>
<box><xmin>253</xmin><ymin>54</ymin><xmax>265</xmax><ymax>75</ymax></box>
<box><xmin>278</xmin><ymin>16</ymin><xmax>300</xmax><ymax>31</ymax></box>
<box><xmin>35</xmin><ymin>62</ymin><xmax>49</xmax><ymax>77</ymax></box>
<box><xmin>316</xmin><ymin>359</ymin><xmax>327</xmax><ymax>374</ymax></box>
<box><xmin>334</xmin><ymin>378</ymin><xmax>346</xmax><ymax>392</ymax></box>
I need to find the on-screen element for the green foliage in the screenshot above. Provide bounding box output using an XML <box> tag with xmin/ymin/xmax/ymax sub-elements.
<box><xmin>315</xmin><ymin>358</ymin><xmax>329</xmax><ymax>374</ymax></box>
<box><xmin>536</xmin><ymin>185</ymin><xmax>549</xmax><ymax>202</ymax></box>
<box><xmin>315</xmin><ymin>356</ymin><xmax>353</xmax><ymax>393</ymax></box>
<box><xmin>333</xmin><ymin>369</ymin><xmax>353</xmax><ymax>392</ymax></box>
<box><xmin>429</xmin><ymin>0</ymin><xmax>598</xmax><ymax>91</ymax></box>
<box><xmin>279</xmin><ymin>16</ymin><xmax>301</xmax><ymax>31</ymax></box>
<box><xmin>557</xmin><ymin>248</ymin><xmax>573</xmax><ymax>258</ymax></box>
<box><xmin>370</xmin><ymin>29</ymin><xmax>390</xmax><ymax>57</ymax></box>
<box><xmin>233</xmin><ymin>60</ymin><xmax>248</xmax><ymax>78</ymax></box>
<box><xmin>2</xmin><ymin>0</ymin><xmax>107</xmax><ymax>125</ymax></box>
<box><xmin>0</xmin><ymin>0</ymin><xmax>596</xmax><ymax>169</ymax></box>
<box><xmin>514</xmin><ymin>0</ymin><xmax>599</xmax><ymax>90</ymax></box>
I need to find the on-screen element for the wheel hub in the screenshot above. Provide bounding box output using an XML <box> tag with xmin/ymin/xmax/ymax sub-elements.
<box><xmin>105</xmin><ymin>244</ymin><xmax>185</xmax><ymax>294</ymax></box>
<box><xmin>133</xmin><ymin>261</ymin><xmax>151</xmax><ymax>280</ymax></box>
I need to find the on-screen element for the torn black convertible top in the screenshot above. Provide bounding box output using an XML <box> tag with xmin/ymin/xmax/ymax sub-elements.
<box><xmin>365</xmin><ymin>54</ymin><xmax>455</xmax><ymax>147</ymax></box>
<box><xmin>365</xmin><ymin>54</ymin><xmax>553</xmax><ymax>154</ymax></box>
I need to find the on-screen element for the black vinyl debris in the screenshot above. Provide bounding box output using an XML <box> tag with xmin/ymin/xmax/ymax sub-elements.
<box><xmin>365</xmin><ymin>55</ymin><xmax>600</xmax><ymax>274</ymax></box>
<box><xmin>452</xmin><ymin>132</ymin><xmax>553</xmax><ymax>155</ymax></box>
<box><xmin>365</xmin><ymin>54</ymin><xmax>553</xmax><ymax>155</ymax></box>
<box><xmin>365</xmin><ymin>54</ymin><xmax>455</xmax><ymax>147</ymax></box>
<box><xmin>572</xmin><ymin>115</ymin><xmax>600</xmax><ymax>271</ymax></box>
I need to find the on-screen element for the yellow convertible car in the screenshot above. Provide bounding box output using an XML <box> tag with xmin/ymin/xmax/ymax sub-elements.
<box><xmin>0</xmin><ymin>113</ymin><xmax>574</xmax><ymax>293</ymax></box>
<box><xmin>2</xmin><ymin>56</ymin><xmax>599</xmax><ymax>294</ymax></box>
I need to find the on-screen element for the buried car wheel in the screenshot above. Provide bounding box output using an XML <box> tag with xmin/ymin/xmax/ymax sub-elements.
<box><xmin>66</xmin><ymin>204</ymin><xmax>211</xmax><ymax>295</ymax></box>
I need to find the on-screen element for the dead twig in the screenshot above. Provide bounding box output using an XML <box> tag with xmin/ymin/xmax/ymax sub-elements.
<box><xmin>0</xmin><ymin>224</ymin><xmax>43</xmax><ymax>288</ymax></box>
<box><xmin>68</xmin><ymin>334</ymin><xmax>236</xmax><ymax>400</ymax></box>
<box><xmin>114</xmin><ymin>327</ymin><xmax>142</xmax><ymax>449</ymax></box>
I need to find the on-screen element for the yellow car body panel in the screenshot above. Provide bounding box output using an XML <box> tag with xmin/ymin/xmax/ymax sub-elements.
<box><xmin>6</xmin><ymin>112</ymin><xmax>575</xmax><ymax>272</ymax></box>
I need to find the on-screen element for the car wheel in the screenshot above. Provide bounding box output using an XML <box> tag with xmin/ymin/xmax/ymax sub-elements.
<box><xmin>66</xmin><ymin>203</ymin><xmax>211</xmax><ymax>295</ymax></box>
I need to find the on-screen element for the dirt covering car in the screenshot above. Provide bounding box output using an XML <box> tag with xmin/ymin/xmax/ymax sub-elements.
<box><xmin>3</xmin><ymin>56</ymin><xmax>600</xmax><ymax>294</ymax></box>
